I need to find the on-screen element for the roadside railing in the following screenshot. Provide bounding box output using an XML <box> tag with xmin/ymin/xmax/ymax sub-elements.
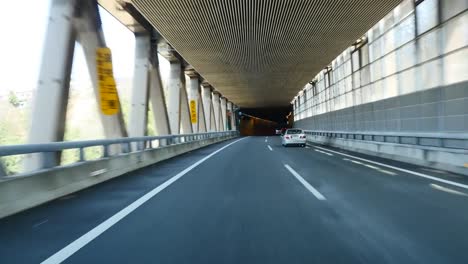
<box><xmin>303</xmin><ymin>130</ymin><xmax>468</xmax><ymax>150</ymax></box>
<box><xmin>0</xmin><ymin>131</ymin><xmax>239</xmax><ymax>177</ymax></box>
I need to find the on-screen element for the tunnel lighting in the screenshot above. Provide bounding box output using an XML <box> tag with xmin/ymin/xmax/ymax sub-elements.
<box><xmin>353</xmin><ymin>36</ymin><xmax>368</xmax><ymax>49</ymax></box>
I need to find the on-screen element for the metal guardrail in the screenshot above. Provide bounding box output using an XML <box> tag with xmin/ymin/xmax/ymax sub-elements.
<box><xmin>0</xmin><ymin>131</ymin><xmax>239</xmax><ymax>176</ymax></box>
<box><xmin>303</xmin><ymin>130</ymin><xmax>468</xmax><ymax>150</ymax></box>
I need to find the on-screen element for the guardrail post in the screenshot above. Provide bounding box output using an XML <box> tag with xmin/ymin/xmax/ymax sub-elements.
<box><xmin>103</xmin><ymin>145</ymin><xmax>110</xmax><ymax>158</ymax></box>
<box><xmin>120</xmin><ymin>143</ymin><xmax>129</xmax><ymax>154</ymax></box>
<box><xmin>0</xmin><ymin>162</ymin><xmax>6</xmax><ymax>178</ymax></box>
<box><xmin>40</xmin><ymin>152</ymin><xmax>58</xmax><ymax>169</ymax></box>
<box><xmin>79</xmin><ymin>148</ymin><xmax>85</xmax><ymax>162</ymax></box>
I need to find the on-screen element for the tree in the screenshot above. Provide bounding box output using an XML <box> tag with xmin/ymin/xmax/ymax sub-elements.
<box><xmin>8</xmin><ymin>91</ymin><xmax>21</xmax><ymax>107</ymax></box>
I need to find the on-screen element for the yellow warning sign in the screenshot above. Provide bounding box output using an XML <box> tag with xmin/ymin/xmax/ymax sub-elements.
<box><xmin>189</xmin><ymin>100</ymin><xmax>197</xmax><ymax>123</ymax></box>
<box><xmin>96</xmin><ymin>47</ymin><xmax>120</xmax><ymax>115</ymax></box>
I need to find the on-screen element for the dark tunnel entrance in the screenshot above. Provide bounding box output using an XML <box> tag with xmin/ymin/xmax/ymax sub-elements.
<box><xmin>238</xmin><ymin>106</ymin><xmax>293</xmax><ymax>136</ymax></box>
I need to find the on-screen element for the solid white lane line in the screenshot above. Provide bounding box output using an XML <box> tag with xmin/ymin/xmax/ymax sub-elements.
<box><xmin>284</xmin><ymin>164</ymin><xmax>326</xmax><ymax>200</ymax></box>
<box><xmin>430</xmin><ymin>184</ymin><xmax>468</xmax><ymax>197</ymax></box>
<box><xmin>268</xmin><ymin>145</ymin><xmax>273</xmax><ymax>151</ymax></box>
<box><xmin>314</xmin><ymin>149</ymin><xmax>333</xmax><ymax>156</ymax></box>
<box><xmin>344</xmin><ymin>158</ymin><xmax>398</xmax><ymax>175</ymax></box>
<box><xmin>41</xmin><ymin>137</ymin><xmax>246</xmax><ymax>264</ymax></box>
<box><xmin>364</xmin><ymin>164</ymin><xmax>380</xmax><ymax>170</ymax></box>
<box><xmin>314</xmin><ymin>145</ymin><xmax>468</xmax><ymax>190</ymax></box>
<box><xmin>379</xmin><ymin>170</ymin><xmax>397</xmax><ymax>176</ymax></box>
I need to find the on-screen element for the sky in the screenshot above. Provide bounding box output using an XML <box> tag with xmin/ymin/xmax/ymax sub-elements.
<box><xmin>0</xmin><ymin>0</ymin><xmax>137</xmax><ymax>94</ymax></box>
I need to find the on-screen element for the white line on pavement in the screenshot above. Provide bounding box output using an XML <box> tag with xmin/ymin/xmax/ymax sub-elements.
<box><xmin>32</xmin><ymin>219</ymin><xmax>49</xmax><ymax>228</ymax></box>
<box><xmin>343</xmin><ymin>158</ymin><xmax>397</xmax><ymax>175</ymax></box>
<box><xmin>364</xmin><ymin>164</ymin><xmax>380</xmax><ymax>170</ymax></box>
<box><xmin>268</xmin><ymin>145</ymin><xmax>273</xmax><ymax>151</ymax></box>
<box><xmin>284</xmin><ymin>164</ymin><xmax>326</xmax><ymax>200</ymax></box>
<box><xmin>41</xmin><ymin>137</ymin><xmax>246</xmax><ymax>264</ymax></box>
<box><xmin>379</xmin><ymin>170</ymin><xmax>397</xmax><ymax>176</ymax></box>
<box><xmin>314</xmin><ymin>149</ymin><xmax>333</xmax><ymax>156</ymax></box>
<box><xmin>430</xmin><ymin>183</ymin><xmax>468</xmax><ymax>197</ymax></box>
<box><xmin>315</xmin><ymin>145</ymin><xmax>468</xmax><ymax>190</ymax></box>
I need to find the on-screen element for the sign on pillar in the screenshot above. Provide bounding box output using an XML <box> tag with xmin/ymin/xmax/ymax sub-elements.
<box><xmin>190</xmin><ymin>99</ymin><xmax>197</xmax><ymax>124</ymax></box>
<box><xmin>96</xmin><ymin>47</ymin><xmax>120</xmax><ymax>115</ymax></box>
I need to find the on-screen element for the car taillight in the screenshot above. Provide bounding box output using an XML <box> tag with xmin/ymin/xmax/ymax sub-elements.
<box><xmin>300</xmin><ymin>135</ymin><xmax>306</xmax><ymax>139</ymax></box>
<box><xmin>285</xmin><ymin>136</ymin><xmax>290</xmax><ymax>139</ymax></box>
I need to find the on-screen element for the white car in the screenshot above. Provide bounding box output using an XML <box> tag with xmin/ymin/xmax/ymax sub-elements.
<box><xmin>282</xmin><ymin>129</ymin><xmax>306</xmax><ymax>147</ymax></box>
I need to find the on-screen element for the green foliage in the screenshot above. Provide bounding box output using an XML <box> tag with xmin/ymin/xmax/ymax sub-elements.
<box><xmin>1</xmin><ymin>83</ymin><xmax>134</xmax><ymax>175</ymax></box>
<box><xmin>0</xmin><ymin>104</ymin><xmax>27</xmax><ymax>174</ymax></box>
<box><xmin>8</xmin><ymin>91</ymin><xmax>21</xmax><ymax>107</ymax></box>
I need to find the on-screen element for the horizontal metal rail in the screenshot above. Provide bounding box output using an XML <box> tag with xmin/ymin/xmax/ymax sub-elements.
<box><xmin>303</xmin><ymin>130</ymin><xmax>468</xmax><ymax>150</ymax></box>
<box><xmin>0</xmin><ymin>131</ymin><xmax>239</xmax><ymax>176</ymax></box>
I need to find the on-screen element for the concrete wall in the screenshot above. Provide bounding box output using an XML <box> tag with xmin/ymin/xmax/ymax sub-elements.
<box><xmin>292</xmin><ymin>0</ymin><xmax>468</xmax><ymax>174</ymax></box>
<box><xmin>306</xmin><ymin>135</ymin><xmax>468</xmax><ymax>176</ymax></box>
<box><xmin>293</xmin><ymin>0</ymin><xmax>468</xmax><ymax>135</ymax></box>
<box><xmin>296</xmin><ymin>81</ymin><xmax>468</xmax><ymax>133</ymax></box>
<box><xmin>0</xmin><ymin>135</ymin><xmax>237</xmax><ymax>219</ymax></box>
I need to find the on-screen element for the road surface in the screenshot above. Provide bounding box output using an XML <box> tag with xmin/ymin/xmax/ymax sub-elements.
<box><xmin>1</xmin><ymin>136</ymin><xmax>468</xmax><ymax>263</ymax></box>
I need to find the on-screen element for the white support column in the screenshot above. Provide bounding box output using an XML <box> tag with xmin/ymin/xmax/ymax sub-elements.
<box><xmin>76</xmin><ymin>0</ymin><xmax>127</xmax><ymax>139</ymax></box>
<box><xmin>185</xmin><ymin>72</ymin><xmax>200</xmax><ymax>133</ymax></box>
<box><xmin>198</xmin><ymin>95</ymin><xmax>207</xmax><ymax>132</ymax></box>
<box><xmin>220</xmin><ymin>97</ymin><xmax>227</xmax><ymax>131</ymax></box>
<box><xmin>149</xmin><ymin>63</ymin><xmax>170</xmax><ymax>136</ymax></box>
<box><xmin>227</xmin><ymin>101</ymin><xmax>234</xmax><ymax>131</ymax></box>
<box><xmin>210</xmin><ymin>106</ymin><xmax>217</xmax><ymax>132</ymax></box>
<box><xmin>212</xmin><ymin>92</ymin><xmax>221</xmax><ymax>132</ymax></box>
<box><xmin>129</xmin><ymin>34</ymin><xmax>151</xmax><ymax>137</ymax></box>
<box><xmin>25</xmin><ymin>0</ymin><xmax>77</xmax><ymax>171</ymax></box>
<box><xmin>165</xmin><ymin>61</ymin><xmax>183</xmax><ymax>134</ymax></box>
<box><xmin>201</xmin><ymin>84</ymin><xmax>213</xmax><ymax>131</ymax></box>
<box><xmin>232</xmin><ymin>104</ymin><xmax>238</xmax><ymax>130</ymax></box>
<box><xmin>180</xmin><ymin>79</ymin><xmax>193</xmax><ymax>134</ymax></box>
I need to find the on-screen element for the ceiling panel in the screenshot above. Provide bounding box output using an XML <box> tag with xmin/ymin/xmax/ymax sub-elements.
<box><xmin>131</xmin><ymin>0</ymin><xmax>402</xmax><ymax>107</ymax></box>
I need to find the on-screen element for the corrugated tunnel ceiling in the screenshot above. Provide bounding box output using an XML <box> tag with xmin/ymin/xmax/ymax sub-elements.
<box><xmin>132</xmin><ymin>0</ymin><xmax>402</xmax><ymax>108</ymax></box>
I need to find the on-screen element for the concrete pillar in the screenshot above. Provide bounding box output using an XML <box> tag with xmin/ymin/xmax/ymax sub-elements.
<box><xmin>198</xmin><ymin>95</ymin><xmax>207</xmax><ymax>132</ymax></box>
<box><xmin>227</xmin><ymin>101</ymin><xmax>234</xmax><ymax>131</ymax></box>
<box><xmin>201</xmin><ymin>84</ymin><xmax>213</xmax><ymax>131</ymax></box>
<box><xmin>76</xmin><ymin>0</ymin><xmax>127</xmax><ymax>139</ymax></box>
<box><xmin>165</xmin><ymin>61</ymin><xmax>183</xmax><ymax>134</ymax></box>
<box><xmin>210</xmin><ymin>106</ymin><xmax>217</xmax><ymax>132</ymax></box>
<box><xmin>185</xmin><ymin>73</ymin><xmax>200</xmax><ymax>133</ymax></box>
<box><xmin>149</xmin><ymin>64</ymin><xmax>170</xmax><ymax>136</ymax></box>
<box><xmin>25</xmin><ymin>0</ymin><xmax>77</xmax><ymax>171</ymax></box>
<box><xmin>220</xmin><ymin>97</ymin><xmax>227</xmax><ymax>131</ymax></box>
<box><xmin>129</xmin><ymin>34</ymin><xmax>150</xmax><ymax>137</ymax></box>
<box><xmin>232</xmin><ymin>104</ymin><xmax>238</xmax><ymax>130</ymax></box>
<box><xmin>212</xmin><ymin>92</ymin><xmax>221</xmax><ymax>132</ymax></box>
<box><xmin>180</xmin><ymin>79</ymin><xmax>193</xmax><ymax>134</ymax></box>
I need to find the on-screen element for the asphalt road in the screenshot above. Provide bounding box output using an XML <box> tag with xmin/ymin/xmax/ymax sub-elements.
<box><xmin>1</xmin><ymin>136</ymin><xmax>468</xmax><ymax>264</ymax></box>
